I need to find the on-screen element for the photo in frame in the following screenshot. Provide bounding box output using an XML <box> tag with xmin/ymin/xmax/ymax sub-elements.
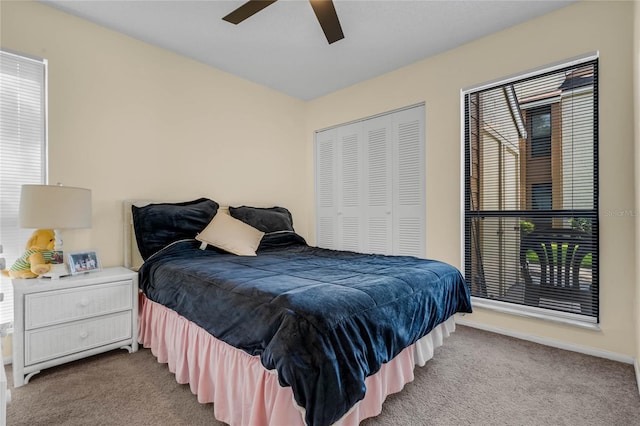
<box><xmin>68</xmin><ymin>250</ymin><xmax>101</xmax><ymax>275</ymax></box>
<box><xmin>50</xmin><ymin>250</ymin><xmax>64</xmax><ymax>264</ymax></box>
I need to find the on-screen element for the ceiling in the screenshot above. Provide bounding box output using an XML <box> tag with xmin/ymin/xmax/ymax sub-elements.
<box><xmin>41</xmin><ymin>0</ymin><xmax>576</xmax><ymax>101</ymax></box>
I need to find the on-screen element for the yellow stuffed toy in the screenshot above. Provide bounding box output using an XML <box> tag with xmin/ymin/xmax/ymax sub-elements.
<box><xmin>2</xmin><ymin>229</ymin><xmax>56</xmax><ymax>279</ymax></box>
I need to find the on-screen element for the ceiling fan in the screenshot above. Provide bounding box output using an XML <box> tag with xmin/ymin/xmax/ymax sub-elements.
<box><xmin>222</xmin><ymin>0</ymin><xmax>345</xmax><ymax>45</ymax></box>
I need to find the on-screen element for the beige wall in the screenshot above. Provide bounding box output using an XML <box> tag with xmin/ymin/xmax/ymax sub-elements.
<box><xmin>634</xmin><ymin>0</ymin><xmax>640</xmax><ymax>368</ymax></box>
<box><xmin>1</xmin><ymin>1</ymin><xmax>638</xmax><ymax>360</ymax></box>
<box><xmin>1</xmin><ymin>1</ymin><xmax>309</xmax><ymax>270</ymax></box>
<box><xmin>306</xmin><ymin>1</ymin><xmax>637</xmax><ymax>358</ymax></box>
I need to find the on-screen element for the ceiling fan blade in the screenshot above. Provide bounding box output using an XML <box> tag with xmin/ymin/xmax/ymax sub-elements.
<box><xmin>309</xmin><ymin>0</ymin><xmax>344</xmax><ymax>44</ymax></box>
<box><xmin>222</xmin><ymin>0</ymin><xmax>278</xmax><ymax>25</ymax></box>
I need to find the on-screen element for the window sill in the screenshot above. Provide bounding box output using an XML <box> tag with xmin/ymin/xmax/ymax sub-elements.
<box><xmin>470</xmin><ymin>297</ymin><xmax>600</xmax><ymax>331</ymax></box>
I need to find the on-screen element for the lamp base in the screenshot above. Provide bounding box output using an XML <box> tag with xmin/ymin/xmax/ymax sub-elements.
<box><xmin>41</xmin><ymin>263</ymin><xmax>70</xmax><ymax>280</ymax></box>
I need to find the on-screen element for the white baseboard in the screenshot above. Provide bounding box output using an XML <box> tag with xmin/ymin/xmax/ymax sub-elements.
<box><xmin>455</xmin><ymin>318</ymin><xmax>635</xmax><ymax>365</ymax></box>
<box><xmin>635</xmin><ymin>359</ymin><xmax>640</xmax><ymax>396</ymax></box>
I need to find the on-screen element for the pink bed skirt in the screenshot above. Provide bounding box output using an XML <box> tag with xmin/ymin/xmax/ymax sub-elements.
<box><xmin>138</xmin><ymin>293</ymin><xmax>455</xmax><ymax>426</ymax></box>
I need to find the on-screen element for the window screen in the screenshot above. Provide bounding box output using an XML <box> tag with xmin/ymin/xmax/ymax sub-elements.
<box><xmin>463</xmin><ymin>57</ymin><xmax>598</xmax><ymax>322</ymax></box>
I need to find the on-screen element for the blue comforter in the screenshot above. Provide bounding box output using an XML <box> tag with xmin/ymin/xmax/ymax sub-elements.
<box><xmin>138</xmin><ymin>232</ymin><xmax>472</xmax><ymax>426</ymax></box>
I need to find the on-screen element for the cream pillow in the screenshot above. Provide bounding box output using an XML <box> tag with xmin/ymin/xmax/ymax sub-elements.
<box><xmin>196</xmin><ymin>212</ymin><xmax>265</xmax><ymax>256</ymax></box>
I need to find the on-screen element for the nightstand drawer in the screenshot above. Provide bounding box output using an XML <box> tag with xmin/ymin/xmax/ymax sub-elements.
<box><xmin>25</xmin><ymin>280</ymin><xmax>133</xmax><ymax>330</ymax></box>
<box><xmin>25</xmin><ymin>311</ymin><xmax>132</xmax><ymax>366</ymax></box>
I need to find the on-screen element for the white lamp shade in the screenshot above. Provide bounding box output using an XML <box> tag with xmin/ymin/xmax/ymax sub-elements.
<box><xmin>19</xmin><ymin>184</ymin><xmax>92</xmax><ymax>229</ymax></box>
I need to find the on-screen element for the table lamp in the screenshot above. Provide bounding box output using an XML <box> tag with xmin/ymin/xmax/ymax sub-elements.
<box><xmin>19</xmin><ymin>184</ymin><xmax>92</xmax><ymax>279</ymax></box>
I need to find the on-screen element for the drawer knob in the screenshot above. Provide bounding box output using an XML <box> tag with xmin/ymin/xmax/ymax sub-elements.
<box><xmin>79</xmin><ymin>331</ymin><xmax>89</xmax><ymax>339</ymax></box>
<box><xmin>79</xmin><ymin>297</ymin><xmax>90</xmax><ymax>307</ymax></box>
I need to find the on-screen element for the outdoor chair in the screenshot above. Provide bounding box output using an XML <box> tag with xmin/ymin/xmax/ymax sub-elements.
<box><xmin>520</xmin><ymin>228</ymin><xmax>594</xmax><ymax>316</ymax></box>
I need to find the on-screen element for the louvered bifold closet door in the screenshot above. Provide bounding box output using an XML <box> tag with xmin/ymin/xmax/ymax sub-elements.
<box><xmin>363</xmin><ymin>116</ymin><xmax>393</xmax><ymax>255</ymax></box>
<box><xmin>392</xmin><ymin>106</ymin><xmax>425</xmax><ymax>257</ymax></box>
<box><xmin>315</xmin><ymin>104</ymin><xmax>425</xmax><ymax>256</ymax></box>
<box><xmin>315</xmin><ymin>129</ymin><xmax>338</xmax><ymax>249</ymax></box>
<box><xmin>337</xmin><ymin>123</ymin><xmax>364</xmax><ymax>252</ymax></box>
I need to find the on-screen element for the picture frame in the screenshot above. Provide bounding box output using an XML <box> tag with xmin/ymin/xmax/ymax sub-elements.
<box><xmin>50</xmin><ymin>250</ymin><xmax>64</xmax><ymax>264</ymax></box>
<box><xmin>68</xmin><ymin>250</ymin><xmax>101</xmax><ymax>275</ymax></box>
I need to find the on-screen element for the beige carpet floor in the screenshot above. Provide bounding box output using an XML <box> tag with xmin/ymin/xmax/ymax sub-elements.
<box><xmin>6</xmin><ymin>325</ymin><xmax>640</xmax><ymax>426</ymax></box>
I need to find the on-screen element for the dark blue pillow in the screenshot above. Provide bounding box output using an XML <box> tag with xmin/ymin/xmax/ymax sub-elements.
<box><xmin>132</xmin><ymin>198</ymin><xmax>219</xmax><ymax>260</ymax></box>
<box><xmin>258</xmin><ymin>231</ymin><xmax>307</xmax><ymax>251</ymax></box>
<box><xmin>228</xmin><ymin>206</ymin><xmax>294</xmax><ymax>233</ymax></box>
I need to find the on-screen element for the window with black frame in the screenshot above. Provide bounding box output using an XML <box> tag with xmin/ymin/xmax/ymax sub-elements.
<box><xmin>463</xmin><ymin>56</ymin><xmax>599</xmax><ymax>323</ymax></box>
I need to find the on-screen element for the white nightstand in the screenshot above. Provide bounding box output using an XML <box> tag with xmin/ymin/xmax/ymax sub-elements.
<box><xmin>12</xmin><ymin>267</ymin><xmax>138</xmax><ymax>387</ymax></box>
<box><xmin>1</xmin><ymin>337</ymin><xmax>8</xmax><ymax>426</ymax></box>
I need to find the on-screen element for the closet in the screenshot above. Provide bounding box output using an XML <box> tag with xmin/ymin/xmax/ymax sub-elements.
<box><xmin>315</xmin><ymin>104</ymin><xmax>425</xmax><ymax>257</ymax></box>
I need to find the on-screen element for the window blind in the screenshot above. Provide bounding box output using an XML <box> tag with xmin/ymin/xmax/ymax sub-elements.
<box><xmin>0</xmin><ymin>50</ymin><xmax>47</xmax><ymax>329</ymax></box>
<box><xmin>463</xmin><ymin>57</ymin><xmax>599</xmax><ymax>322</ymax></box>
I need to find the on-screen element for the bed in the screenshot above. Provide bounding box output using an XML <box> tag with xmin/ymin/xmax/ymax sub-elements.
<box><xmin>124</xmin><ymin>198</ymin><xmax>472</xmax><ymax>426</ymax></box>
